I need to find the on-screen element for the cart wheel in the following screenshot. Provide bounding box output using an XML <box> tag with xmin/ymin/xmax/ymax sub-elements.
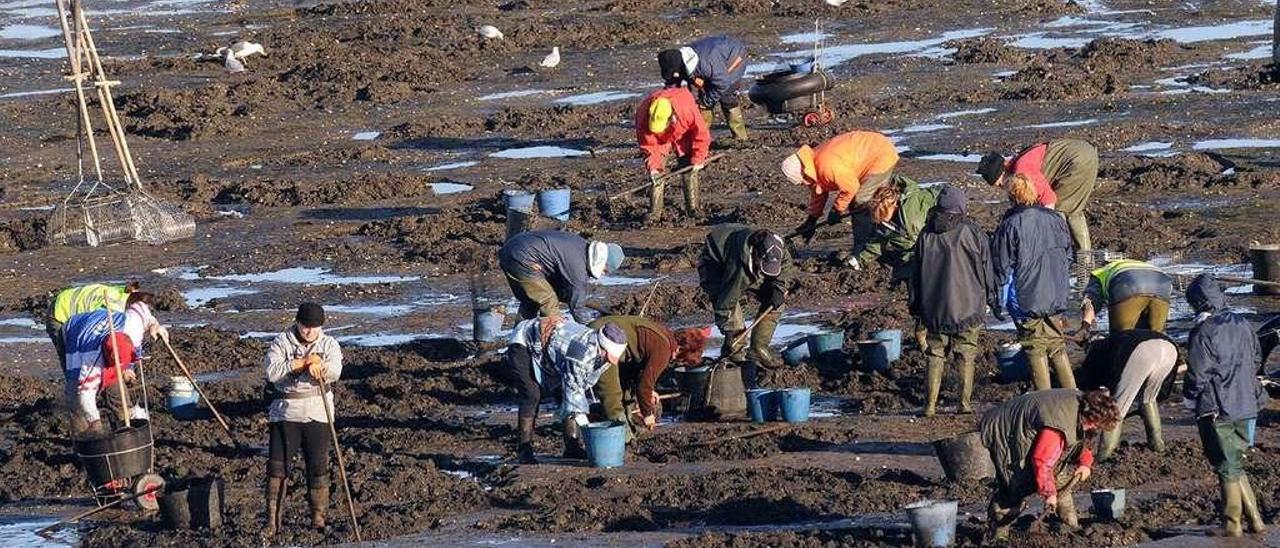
<box><xmin>133</xmin><ymin>474</ymin><xmax>165</xmax><ymax>512</ymax></box>
<box><xmin>802</xmin><ymin>112</ymin><xmax>821</xmax><ymax>127</ymax></box>
<box><xmin>820</xmin><ymin>106</ymin><xmax>835</xmax><ymax>125</ymax></box>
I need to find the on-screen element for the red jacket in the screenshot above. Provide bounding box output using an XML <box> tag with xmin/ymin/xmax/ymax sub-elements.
<box><xmin>1030</xmin><ymin>427</ymin><xmax>1094</xmax><ymax>498</ymax></box>
<box><xmin>1007</xmin><ymin>143</ymin><xmax>1057</xmax><ymax>208</ymax></box>
<box><xmin>98</xmin><ymin>332</ymin><xmax>138</xmax><ymax>391</ymax></box>
<box><xmin>635</xmin><ymin>87</ymin><xmax>711</xmax><ymax>173</ymax></box>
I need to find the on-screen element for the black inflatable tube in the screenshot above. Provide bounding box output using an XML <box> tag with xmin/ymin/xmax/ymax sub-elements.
<box><xmin>748</xmin><ymin>70</ymin><xmax>834</xmax><ymax>106</ymax></box>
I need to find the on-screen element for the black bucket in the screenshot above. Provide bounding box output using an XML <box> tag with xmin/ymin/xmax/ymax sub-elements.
<box><xmin>1250</xmin><ymin>244</ymin><xmax>1280</xmax><ymax>296</ymax></box>
<box><xmin>73</xmin><ymin>421</ymin><xmax>154</xmax><ymax>487</ymax></box>
<box><xmin>933</xmin><ymin>432</ymin><xmax>995</xmax><ymax>482</ymax></box>
<box><xmin>674</xmin><ymin>366</ymin><xmax>746</xmax><ymax>421</ymax></box>
<box><xmin>158</xmin><ymin>482</ymin><xmax>192</xmax><ymax>530</ymax></box>
<box><xmin>189</xmin><ymin>476</ymin><xmax>225</xmax><ymax>530</ymax></box>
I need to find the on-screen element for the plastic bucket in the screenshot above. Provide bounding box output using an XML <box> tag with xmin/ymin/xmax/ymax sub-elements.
<box><xmin>780</xmin><ymin>388</ymin><xmax>811</xmax><ymax>423</ymax></box>
<box><xmin>996</xmin><ymin>343</ymin><xmax>1031</xmax><ymax>383</ymax></box>
<box><xmin>746</xmin><ymin>389</ymin><xmax>780</xmax><ymax>423</ymax></box>
<box><xmin>857</xmin><ymin>340</ymin><xmax>890</xmax><ymax>373</ymax></box>
<box><xmin>1250</xmin><ymin>244</ymin><xmax>1280</xmax><ymax>296</ymax></box>
<box><xmin>781</xmin><ymin>339</ymin><xmax>810</xmax><ymax>365</ymax></box>
<box><xmin>473</xmin><ymin>309</ymin><xmax>505</xmax><ymax>343</ymax></box>
<box><xmin>806</xmin><ymin>331</ymin><xmax>844</xmax><ymax>365</ymax></box>
<box><xmin>871</xmin><ymin>329</ymin><xmax>902</xmax><ymax>362</ymax></box>
<box><xmin>1091</xmin><ymin>488</ymin><xmax>1126</xmax><ymax>521</ymax></box>
<box><xmin>503</xmin><ymin>189</ymin><xmax>536</xmax><ymax>213</ymax></box>
<box><xmin>74</xmin><ymin>421</ymin><xmax>154</xmax><ymax>487</ymax></box>
<box><xmin>167</xmin><ymin>376</ymin><xmax>199</xmax><ymax>420</ymax></box>
<box><xmin>932</xmin><ymin>432</ymin><xmax>996</xmax><ymax>482</ymax></box>
<box><xmin>905</xmin><ymin>499</ymin><xmax>959</xmax><ymax>547</ymax></box>
<box><xmin>158</xmin><ymin>483</ymin><xmax>191</xmax><ymax>530</ymax></box>
<box><xmin>536</xmin><ymin>188</ymin><xmax>572</xmax><ymax>222</ymax></box>
<box><xmin>583</xmin><ymin>420</ymin><xmax>626</xmax><ymax>468</ymax></box>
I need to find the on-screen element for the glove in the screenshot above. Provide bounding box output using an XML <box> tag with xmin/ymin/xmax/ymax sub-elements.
<box><xmin>150</xmin><ymin>324</ymin><xmax>170</xmax><ymax>343</ymax></box>
<box><xmin>990</xmin><ymin>304</ymin><xmax>1007</xmax><ymax>322</ymax></box>
<box><xmin>845</xmin><ymin>256</ymin><xmax>861</xmax><ymax>271</ymax></box>
<box><xmin>826</xmin><ymin>208</ymin><xmax>846</xmax><ymax>226</ymax></box>
<box><xmin>794</xmin><ymin>215</ymin><xmax>820</xmax><ymax>245</ymax></box>
<box><xmin>761</xmin><ymin>284</ymin><xmax>785</xmax><ymax>309</ymax></box>
<box><xmin>306</xmin><ymin>354</ymin><xmax>327</xmax><ymax>380</ymax></box>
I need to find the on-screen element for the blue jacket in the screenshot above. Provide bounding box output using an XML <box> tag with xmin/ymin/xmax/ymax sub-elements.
<box><xmin>991</xmin><ymin>206</ymin><xmax>1073</xmax><ymax>320</ymax></box>
<box><xmin>689</xmin><ymin>35</ymin><xmax>747</xmax><ymax>108</ymax></box>
<box><xmin>1184</xmin><ymin>275</ymin><xmax>1264</xmax><ymax>422</ymax></box>
<box><xmin>499</xmin><ymin>231</ymin><xmax>594</xmax><ymax>323</ymax></box>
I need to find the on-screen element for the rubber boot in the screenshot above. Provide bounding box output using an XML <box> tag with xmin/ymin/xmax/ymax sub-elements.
<box><xmin>958</xmin><ymin>356</ymin><xmax>975</xmax><ymax>414</ymax></box>
<box><xmin>1028</xmin><ymin>352</ymin><xmax>1052</xmax><ymax>391</ymax></box>
<box><xmin>1098</xmin><ymin>424</ymin><xmax>1124</xmax><ymax>461</ymax></box>
<box><xmin>308</xmin><ymin>485</ymin><xmax>329</xmax><ymax>530</ymax></box>
<box><xmin>726</xmin><ymin>106</ymin><xmax>749</xmax><ymax>141</ymax></box>
<box><xmin>682</xmin><ymin>170</ymin><xmax>701</xmax><ymax>214</ymax></box>
<box><xmin>1067</xmin><ymin>212</ymin><xmax>1092</xmax><ymax>255</ymax></box>
<box><xmin>517</xmin><ymin>416</ymin><xmax>538</xmax><ymax>464</ymax></box>
<box><xmin>1241</xmin><ymin>476</ymin><xmax>1267</xmax><ymax>534</ymax></box>
<box><xmin>1057</xmin><ymin>489</ymin><xmax>1080</xmax><ymax>529</ymax></box>
<box><xmin>922</xmin><ymin>358</ymin><xmax>943</xmax><ymax>417</ymax></box>
<box><xmin>721</xmin><ymin>329</ymin><xmax>748</xmax><ymax>364</ymax></box>
<box><xmin>1139</xmin><ymin>401</ymin><xmax>1165</xmax><ymax>453</ymax></box>
<box><xmin>646</xmin><ymin>179</ymin><xmax>665</xmax><ymax>224</ymax></box>
<box><xmin>914</xmin><ymin>327</ymin><xmax>929</xmax><ymax>354</ymax></box>
<box><xmin>264</xmin><ymin>477</ymin><xmax>284</xmax><ymax>538</ymax></box>
<box><xmin>699</xmin><ymin>108</ymin><xmax>715</xmax><ymax>128</ymax></box>
<box><xmin>562</xmin><ymin>416</ymin><xmax>587</xmax><ymax>460</ymax></box>
<box><xmin>1221</xmin><ymin>478</ymin><xmax>1244</xmax><ymax>537</ymax></box>
<box><xmin>1050</xmin><ymin>350</ymin><xmax>1076</xmax><ymax>389</ymax></box>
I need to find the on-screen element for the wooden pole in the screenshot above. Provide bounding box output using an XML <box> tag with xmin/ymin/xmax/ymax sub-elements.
<box><xmin>160</xmin><ymin>338</ymin><xmax>232</xmax><ymax>436</ymax></box>
<box><xmin>1216</xmin><ymin>275</ymin><xmax>1280</xmax><ymax>290</ymax></box>
<box><xmin>54</xmin><ymin>0</ymin><xmax>104</xmax><ymax>183</ymax></box>
<box><xmin>102</xmin><ymin>290</ymin><xmax>130</xmax><ymax>428</ymax></box>
<box><xmin>317</xmin><ymin>377</ymin><xmax>362</xmax><ymax>542</ymax></box>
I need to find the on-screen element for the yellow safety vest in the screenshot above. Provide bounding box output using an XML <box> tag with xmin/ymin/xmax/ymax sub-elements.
<box><xmin>1090</xmin><ymin>260</ymin><xmax>1160</xmax><ymax>303</ymax></box>
<box><xmin>52</xmin><ymin>284</ymin><xmax>128</xmax><ymax>324</ymax></box>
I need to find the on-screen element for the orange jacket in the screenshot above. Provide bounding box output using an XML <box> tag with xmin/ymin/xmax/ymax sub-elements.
<box><xmin>635</xmin><ymin>87</ymin><xmax>712</xmax><ymax>173</ymax></box>
<box><xmin>798</xmin><ymin>131</ymin><xmax>899</xmax><ymax>216</ymax></box>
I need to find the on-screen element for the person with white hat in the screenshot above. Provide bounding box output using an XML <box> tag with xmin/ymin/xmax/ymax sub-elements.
<box><xmin>498</xmin><ymin>230</ymin><xmax>626</xmax><ymax>324</ymax></box>
<box><xmin>782</xmin><ymin>131</ymin><xmax>900</xmax><ymax>251</ymax></box>
<box><xmin>657</xmin><ymin>35</ymin><xmax>750</xmax><ymax>141</ymax></box>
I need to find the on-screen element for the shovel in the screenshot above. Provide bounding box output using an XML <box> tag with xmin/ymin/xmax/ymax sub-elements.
<box><xmin>608</xmin><ymin>153</ymin><xmax>726</xmax><ymax>201</ymax></box>
<box><xmin>318</xmin><ymin>376</ymin><xmax>362</xmax><ymax>542</ymax></box>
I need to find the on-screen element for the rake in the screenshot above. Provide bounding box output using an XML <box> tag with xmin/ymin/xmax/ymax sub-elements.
<box><xmin>46</xmin><ymin>0</ymin><xmax>195</xmax><ymax>248</ymax></box>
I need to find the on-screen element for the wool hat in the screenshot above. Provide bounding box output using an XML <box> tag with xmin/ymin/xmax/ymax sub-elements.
<box><xmin>598</xmin><ymin>322</ymin><xmax>627</xmax><ymax>361</ymax></box>
<box><xmin>296</xmin><ymin>302</ymin><xmax>325</xmax><ymax>328</ymax></box>
<box><xmin>678</xmin><ymin>46</ymin><xmax>699</xmax><ymax>77</ymax></box>
<box><xmin>937</xmin><ymin>184</ymin><xmax>967</xmax><ymax>213</ymax></box>
<box><xmin>648</xmin><ymin>97</ymin><xmax>674</xmax><ymax>134</ymax></box>
<box><xmin>587</xmin><ymin>242</ymin><xmax>627</xmax><ymax>279</ymax></box>
<box><xmin>657</xmin><ymin>49</ymin><xmax>687</xmax><ymax>85</ymax></box>
<box><xmin>976</xmin><ymin>152</ymin><xmax>1006</xmax><ymax>185</ymax></box>
<box><xmin>780</xmin><ymin>153</ymin><xmax>805</xmax><ymax>185</ymax></box>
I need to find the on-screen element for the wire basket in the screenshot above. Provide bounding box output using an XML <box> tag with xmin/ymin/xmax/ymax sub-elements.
<box><xmin>48</xmin><ymin>187</ymin><xmax>195</xmax><ymax>247</ymax></box>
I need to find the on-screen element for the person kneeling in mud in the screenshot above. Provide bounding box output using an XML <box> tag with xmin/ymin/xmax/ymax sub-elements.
<box><xmin>263</xmin><ymin>303</ymin><xmax>344</xmax><ymax>536</ymax></box>
<box><xmin>980</xmin><ymin>389</ymin><xmax>1120</xmax><ymax>540</ymax></box>
<box><xmin>506</xmin><ymin>317</ymin><xmax>628</xmax><ymax>464</ymax></box>
<box><xmin>1077</xmin><ymin>329</ymin><xmax>1177</xmax><ymax>461</ymax></box>
<box><xmin>588</xmin><ymin>316</ymin><xmax>710</xmax><ymax>440</ymax></box>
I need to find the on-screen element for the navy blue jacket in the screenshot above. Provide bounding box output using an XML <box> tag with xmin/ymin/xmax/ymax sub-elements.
<box><xmin>991</xmin><ymin>205</ymin><xmax>1073</xmax><ymax>320</ymax></box>
<box><xmin>498</xmin><ymin>231</ymin><xmax>593</xmax><ymax>323</ymax></box>
<box><xmin>1184</xmin><ymin>275</ymin><xmax>1264</xmax><ymax>421</ymax></box>
<box><xmin>689</xmin><ymin>35</ymin><xmax>747</xmax><ymax>108</ymax></box>
<box><xmin>910</xmin><ymin>210</ymin><xmax>996</xmax><ymax>333</ymax></box>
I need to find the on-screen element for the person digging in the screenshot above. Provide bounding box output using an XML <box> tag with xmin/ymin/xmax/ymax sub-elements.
<box><xmin>698</xmin><ymin>224</ymin><xmax>791</xmax><ymax>388</ymax></box>
<box><xmin>1080</xmin><ymin>258</ymin><xmax>1174</xmax><ymax>335</ymax></box>
<box><xmin>47</xmin><ymin>280</ymin><xmax>140</xmax><ymax>371</ymax></box>
<box><xmin>588</xmin><ymin>316</ymin><xmax>711</xmax><ymax>441</ymax></box>
<box><xmin>980</xmin><ymin>389</ymin><xmax>1120</xmax><ymax>541</ymax></box>
<box><xmin>1184</xmin><ymin>274</ymin><xmax>1268</xmax><ymax>537</ymax></box>
<box><xmin>498</xmin><ymin>230</ymin><xmax>626</xmax><ymax>324</ymax></box>
<box><xmin>909</xmin><ymin>185</ymin><xmax>995</xmax><ymax>416</ymax></box>
<box><xmin>635</xmin><ymin>86</ymin><xmax>711</xmax><ymax>223</ymax></box>
<box><xmin>506</xmin><ymin>317</ymin><xmax>628</xmax><ymax>464</ymax></box>
<box><xmin>1077</xmin><ymin>329</ymin><xmax>1177</xmax><ymax>460</ymax></box>
<box><xmin>658</xmin><ymin>35</ymin><xmax>749</xmax><ymax>141</ymax></box>
<box><xmin>263</xmin><ymin>303</ymin><xmax>345</xmax><ymax>536</ymax></box>
<box><xmin>977</xmin><ymin>138</ymin><xmax>1100</xmax><ymax>258</ymax></box>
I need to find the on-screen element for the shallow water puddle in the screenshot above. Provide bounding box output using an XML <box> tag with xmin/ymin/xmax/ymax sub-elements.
<box><xmin>0</xmin><ymin>47</ymin><xmax>63</xmax><ymax>58</ymax></box>
<box><xmin>767</xmin><ymin>27</ymin><xmax>993</xmax><ymax>68</ymax></box>
<box><xmin>1152</xmin><ymin>19</ymin><xmax>1272</xmax><ymax>43</ymax></box>
<box><xmin>182</xmin><ymin>286</ymin><xmax>259</xmax><ymax>308</ymax></box>
<box><xmin>596</xmin><ymin>276</ymin><xmax>657</xmax><ymax>287</ymax></box>
<box><xmin>780</xmin><ymin>31</ymin><xmax>832</xmax><ymax>45</ymax></box>
<box><xmin>431</xmin><ymin>182</ymin><xmax>474</xmax><ymax>194</ymax></box>
<box><xmin>351</xmin><ymin>131</ymin><xmax>380</xmax><ymax>141</ymax></box>
<box><xmin>913</xmin><ymin>152</ymin><xmax>982</xmax><ymax>163</ymax></box>
<box><xmin>0</xmin><ymin>24</ymin><xmax>60</xmax><ymax>40</ymax></box>
<box><xmin>1226</xmin><ymin>42</ymin><xmax>1272</xmax><ymax>61</ymax></box>
<box><xmin>553</xmin><ymin>90</ymin><xmax>640</xmax><ymax>106</ymax></box>
<box><xmin>894</xmin><ymin>122</ymin><xmax>952</xmax><ymax>134</ymax></box>
<box><xmin>0</xmin><ymin>317</ymin><xmax>42</xmax><ymax>330</ymax></box>
<box><xmin>209</xmin><ymin>267</ymin><xmax>421</xmax><ymax>285</ymax></box>
<box><xmin>0</xmin><ymin>516</ymin><xmax>78</xmax><ymax>547</ymax></box>
<box><xmin>934</xmin><ymin>107</ymin><xmax>997</xmax><ymax>120</ymax></box>
<box><xmin>1025</xmin><ymin>117</ymin><xmax>1098</xmax><ymax>129</ymax></box>
<box><xmin>1122</xmin><ymin>141</ymin><xmax>1174</xmax><ymax>154</ymax></box>
<box><xmin>424</xmin><ymin>161</ymin><xmax>478</xmax><ymax>172</ymax></box>
<box><xmin>489</xmin><ymin>146</ymin><xmax>588</xmax><ymax>159</ymax></box>
<box><xmin>702</xmin><ymin>320</ymin><xmax>825</xmax><ymax>359</ymax></box>
<box><xmin>0</xmin><ymin>336</ymin><xmax>46</xmax><ymax>344</ymax></box>
<box><xmin>477</xmin><ymin>89</ymin><xmax>556</xmax><ymax>101</ymax></box>
<box><xmin>1191</xmin><ymin>139</ymin><xmax>1280</xmax><ymax>151</ymax></box>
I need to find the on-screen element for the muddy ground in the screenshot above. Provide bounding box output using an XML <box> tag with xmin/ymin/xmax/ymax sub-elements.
<box><xmin>2</xmin><ymin>0</ymin><xmax>1280</xmax><ymax>546</ymax></box>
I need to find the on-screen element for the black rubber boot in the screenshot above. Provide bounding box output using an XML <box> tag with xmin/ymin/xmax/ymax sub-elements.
<box><xmin>562</xmin><ymin>416</ymin><xmax>587</xmax><ymax>460</ymax></box>
<box><xmin>517</xmin><ymin>416</ymin><xmax>538</xmax><ymax>464</ymax></box>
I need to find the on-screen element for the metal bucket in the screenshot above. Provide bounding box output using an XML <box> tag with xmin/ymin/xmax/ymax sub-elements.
<box><xmin>905</xmin><ymin>499</ymin><xmax>959</xmax><ymax>547</ymax></box>
<box><xmin>1250</xmin><ymin>244</ymin><xmax>1280</xmax><ymax>296</ymax></box>
<box><xmin>932</xmin><ymin>432</ymin><xmax>996</xmax><ymax>482</ymax></box>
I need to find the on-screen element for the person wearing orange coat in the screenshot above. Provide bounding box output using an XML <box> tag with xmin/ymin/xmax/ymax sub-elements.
<box><xmin>782</xmin><ymin>131</ymin><xmax>900</xmax><ymax>254</ymax></box>
<box><xmin>635</xmin><ymin>87</ymin><xmax>712</xmax><ymax>223</ymax></box>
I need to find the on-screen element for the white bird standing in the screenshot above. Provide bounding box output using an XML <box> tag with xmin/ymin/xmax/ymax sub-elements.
<box><xmin>222</xmin><ymin>48</ymin><xmax>245</xmax><ymax>73</ymax></box>
<box><xmin>214</xmin><ymin>40</ymin><xmax>267</xmax><ymax>68</ymax></box>
<box><xmin>539</xmin><ymin>46</ymin><xmax>560</xmax><ymax>68</ymax></box>
<box><xmin>477</xmin><ymin>25</ymin><xmax>504</xmax><ymax>39</ymax></box>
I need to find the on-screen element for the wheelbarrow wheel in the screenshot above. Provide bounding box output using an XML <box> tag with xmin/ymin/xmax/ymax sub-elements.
<box><xmin>802</xmin><ymin>112</ymin><xmax>822</xmax><ymax>127</ymax></box>
<box><xmin>820</xmin><ymin>106</ymin><xmax>835</xmax><ymax>124</ymax></box>
<box><xmin>133</xmin><ymin>473</ymin><xmax>165</xmax><ymax>511</ymax></box>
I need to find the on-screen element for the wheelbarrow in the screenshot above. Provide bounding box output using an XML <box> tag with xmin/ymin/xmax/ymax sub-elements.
<box><xmin>748</xmin><ymin>65</ymin><xmax>836</xmax><ymax>128</ymax></box>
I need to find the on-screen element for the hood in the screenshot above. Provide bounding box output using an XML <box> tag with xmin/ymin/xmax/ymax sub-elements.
<box><xmin>926</xmin><ymin>209</ymin><xmax>966</xmax><ymax>234</ymax></box>
<box><xmin>1186</xmin><ymin>273</ymin><xmax>1226</xmax><ymax>313</ymax></box>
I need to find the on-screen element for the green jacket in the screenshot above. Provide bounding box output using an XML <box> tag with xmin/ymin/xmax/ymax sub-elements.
<box><xmin>979</xmin><ymin>389</ymin><xmax>1086</xmax><ymax>489</ymax></box>
<box><xmin>52</xmin><ymin>284</ymin><xmax>129</xmax><ymax>325</ymax></box>
<box><xmin>588</xmin><ymin>315</ymin><xmax>676</xmax><ymax>417</ymax></box>
<box><xmin>855</xmin><ymin>175</ymin><xmax>940</xmax><ymax>265</ymax></box>
<box><xmin>698</xmin><ymin>224</ymin><xmax>794</xmax><ymax>321</ymax></box>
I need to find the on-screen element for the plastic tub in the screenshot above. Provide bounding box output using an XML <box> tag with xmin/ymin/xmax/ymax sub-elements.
<box><xmin>932</xmin><ymin>432</ymin><xmax>996</xmax><ymax>482</ymax></box>
<box><xmin>503</xmin><ymin>189</ymin><xmax>536</xmax><ymax>213</ymax></box>
<box><xmin>583</xmin><ymin>420</ymin><xmax>626</xmax><ymax>468</ymax></box>
<box><xmin>996</xmin><ymin>343</ymin><xmax>1031</xmax><ymax>383</ymax></box>
<box><xmin>74</xmin><ymin>421</ymin><xmax>154</xmax><ymax>487</ymax></box>
<box><xmin>806</xmin><ymin>331</ymin><xmax>844</xmax><ymax>365</ymax></box>
<box><xmin>780</xmin><ymin>388</ymin><xmax>811</xmax><ymax>423</ymax></box>
<box><xmin>781</xmin><ymin>339</ymin><xmax>810</xmax><ymax>365</ymax></box>
<box><xmin>473</xmin><ymin>309</ymin><xmax>505</xmax><ymax>342</ymax></box>
<box><xmin>871</xmin><ymin>329</ymin><xmax>902</xmax><ymax>362</ymax></box>
<box><xmin>857</xmin><ymin>340</ymin><xmax>891</xmax><ymax>373</ymax></box>
<box><xmin>1091</xmin><ymin>488</ymin><xmax>1126</xmax><ymax>521</ymax></box>
<box><xmin>167</xmin><ymin>376</ymin><xmax>200</xmax><ymax>420</ymax></box>
<box><xmin>536</xmin><ymin>188</ymin><xmax>572</xmax><ymax>222</ymax></box>
<box><xmin>746</xmin><ymin>389</ymin><xmax>780</xmax><ymax>423</ymax></box>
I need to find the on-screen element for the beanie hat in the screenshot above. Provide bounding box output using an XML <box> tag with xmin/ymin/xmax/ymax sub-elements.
<box><xmin>648</xmin><ymin>97</ymin><xmax>674</xmax><ymax>134</ymax></box>
<box><xmin>296</xmin><ymin>302</ymin><xmax>325</xmax><ymax>328</ymax></box>
<box><xmin>976</xmin><ymin>152</ymin><xmax>1007</xmax><ymax>185</ymax></box>
<box><xmin>937</xmin><ymin>184</ymin><xmax>967</xmax><ymax>214</ymax></box>
<box><xmin>657</xmin><ymin>49</ymin><xmax>687</xmax><ymax>85</ymax></box>
<box><xmin>587</xmin><ymin>242</ymin><xmax>626</xmax><ymax>279</ymax></box>
<box><xmin>598</xmin><ymin>322</ymin><xmax>627</xmax><ymax>361</ymax></box>
<box><xmin>781</xmin><ymin>153</ymin><xmax>805</xmax><ymax>185</ymax></box>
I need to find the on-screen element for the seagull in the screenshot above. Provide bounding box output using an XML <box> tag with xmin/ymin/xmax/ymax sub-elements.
<box><xmin>222</xmin><ymin>48</ymin><xmax>245</xmax><ymax>73</ymax></box>
<box><xmin>539</xmin><ymin>46</ymin><xmax>560</xmax><ymax>68</ymax></box>
<box><xmin>214</xmin><ymin>41</ymin><xmax>266</xmax><ymax>68</ymax></box>
<box><xmin>477</xmin><ymin>25</ymin><xmax>504</xmax><ymax>39</ymax></box>
<box><xmin>825</xmin><ymin>0</ymin><xmax>849</xmax><ymax>5</ymax></box>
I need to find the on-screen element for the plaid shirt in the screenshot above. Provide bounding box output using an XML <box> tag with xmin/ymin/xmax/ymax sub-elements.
<box><xmin>510</xmin><ymin>318</ymin><xmax>610</xmax><ymax>415</ymax></box>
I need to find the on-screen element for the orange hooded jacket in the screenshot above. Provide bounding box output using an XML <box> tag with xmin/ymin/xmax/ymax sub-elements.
<box><xmin>635</xmin><ymin>87</ymin><xmax>712</xmax><ymax>173</ymax></box>
<box><xmin>797</xmin><ymin>131</ymin><xmax>899</xmax><ymax>216</ymax></box>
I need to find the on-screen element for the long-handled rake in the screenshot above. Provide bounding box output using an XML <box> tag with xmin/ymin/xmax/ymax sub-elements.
<box><xmin>47</xmin><ymin>0</ymin><xmax>195</xmax><ymax>247</ymax></box>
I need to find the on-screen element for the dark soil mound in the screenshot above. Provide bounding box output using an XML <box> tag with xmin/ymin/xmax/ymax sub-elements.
<box><xmin>356</xmin><ymin>206</ymin><xmax>506</xmax><ymax>275</ymax></box>
<box><xmin>1101</xmin><ymin>153</ymin><xmax>1233</xmax><ymax>191</ymax></box>
<box><xmin>946</xmin><ymin>37</ymin><xmax>1030</xmax><ymax>64</ymax></box>
<box><xmin>1188</xmin><ymin>61</ymin><xmax>1280</xmax><ymax>91</ymax></box>
<box><xmin>0</xmin><ymin>215</ymin><xmax>47</xmax><ymax>254</ymax></box>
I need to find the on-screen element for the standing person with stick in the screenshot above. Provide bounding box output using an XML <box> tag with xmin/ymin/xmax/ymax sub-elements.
<box><xmin>263</xmin><ymin>303</ymin><xmax>344</xmax><ymax>536</ymax></box>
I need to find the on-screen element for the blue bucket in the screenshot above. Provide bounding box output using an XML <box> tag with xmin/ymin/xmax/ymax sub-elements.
<box><xmin>583</xmin><ymin>420</ymin><xmax>627</xmax><ymax>468</ymax></box>
<box><xmin>781</xmin><ymin>340</ymin><xmax>810</xmax><ymax>365</ymax></box>
<box><xmin>857</xmin><ymin>340</ymin><xmax>891</xmax><ymax>373</ymax></box>
<box><xmin>473</xmin><ymin>309</ymin><xmax>505</xmax><ymax>343</ymax></box>
<box><xmin>503</xmin><ymin>189</ymin><xmax>535</xmax><ymax>214</ymax></box>
<box><xmin>871</xmin><ymin>329</ymin><xmax>902</xmax><ymax>362</ymax></box>
<box><xmin>905</xmin><ymin>499</ymin><xmax>959</xmax><ymax>547</ymax></box>
<box><xmin>996</xmin><ymin>343</ymin><xmax>1031</xmax><ymax>382</ymax></box>
<box><xmin>746</xmin><ymin>389</ymin><xmax>780</xmax><ymax>423</ymax></box>
<box><xmin>806</xmin><ymin>331</ymin><xmax>844</xmax><ymax>365</ymax></box>
<box><xmin>168</xmin><ymin>377</ymin><xmax>200</xmax><ymax>420</ymax></box>
<box><xmin>1246</xmin><ymin>418</ymin><xmax>1257</xmax><ymax>447</ymax></box>
<box><xmin>536</xmin><ymin>188</ymin><xmax>572</xmax><ymax>222</ymax></box>
<box><xmin>780</xmin><ymin>388</ymin><xmax>811</xmax><ymax>423</ymax></box>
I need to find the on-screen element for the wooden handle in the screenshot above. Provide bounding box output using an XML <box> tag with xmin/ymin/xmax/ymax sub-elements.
<box><xmin>608</xmin><ymin>153</ymin><xmax>725</xmax><ymax>200</ymax></box>
<box><xmin>318</xmin><ymin>377</ymin><xmax>362</xmax><ymax>542</ymax></box>
<box><xmin>162</xmin><ymin>338</ymin><xmax>232</xmax><ymax>436</ymax></box>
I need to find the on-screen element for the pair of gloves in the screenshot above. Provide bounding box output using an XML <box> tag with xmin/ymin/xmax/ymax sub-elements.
<box><xmin>793</xmin><ymin>210</ymin><xmax>850</xmax><ymax>245</ymax></box>
<box><xmin>759</xmin><ymin>283</ymin><xmax>785</xmax><ymax>310</ymax></box>
<box><xmin>292</xmin><ymin>353</ymin><xmax>328</xmax><ymax>380</ymax></box>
